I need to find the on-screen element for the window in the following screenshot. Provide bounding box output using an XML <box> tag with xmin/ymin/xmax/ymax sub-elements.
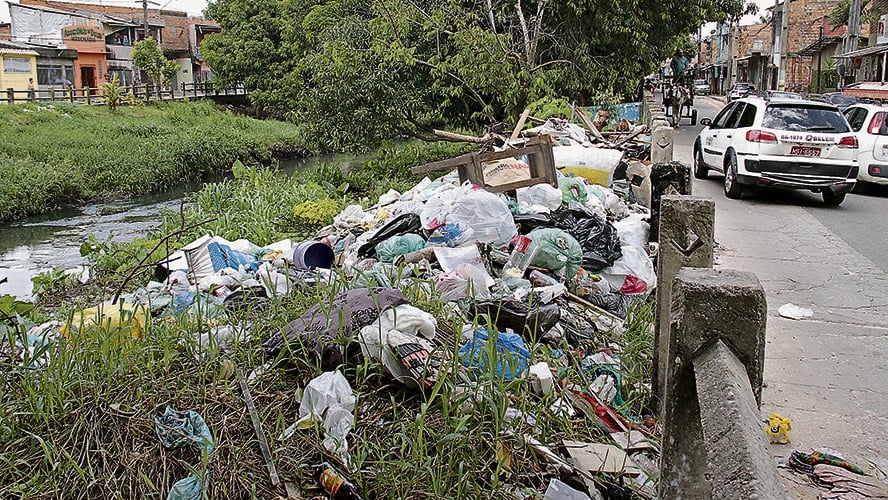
<box><xmin>736</xmin><ymin>102</ymin><xmax>758</xmax><ymax>128</ymax></box>
<box><xmin>844</xmin><ymin>107</ymin><xmax>866</xmax><ymax>132</ymax></box>
<box><xmin>763</xmin><ymin>104</ymin><xmax>851</xmax><ymax>133</ymax></box>
<box><xmin>3</xmin><ymin>57</ymin><xmax>31</xmax><ymax>73</ymax></box>
<box><xmin>711</xmin><ymin>102</ymin><xmax>738</xmax><ymax>129</ymax></box>
<box><xmin>723</xmin><ymin>103</ymin><xmax>747</xmax><ymax>129</ymax></box>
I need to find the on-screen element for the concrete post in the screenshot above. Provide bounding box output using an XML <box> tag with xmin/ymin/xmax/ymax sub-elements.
<box><xmin>653</xmin><ymin>195</ymin><xmax>714</xmax><ymax>406</ymax></box>
<box><xmin>660</xmin><ymin>267</ymin><xmax>769</xmax><ymax>499</ymax></box>
<box><xmin>651</xmin><ymin>119</ymin><xmax>673</xmax><ymax>164</ymax></box>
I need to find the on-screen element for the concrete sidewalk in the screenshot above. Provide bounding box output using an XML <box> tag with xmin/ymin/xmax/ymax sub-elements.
<box><xmin>696</xmin><ymin>182</ymin><xmax>888</xmax><ymax>492</ymax></box>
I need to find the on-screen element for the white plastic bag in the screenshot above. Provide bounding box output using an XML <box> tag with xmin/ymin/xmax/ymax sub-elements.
<box><xmin>445</xmin><ymin>189</ymin><xmax>517</xmax><ymax>247</ymax></box>
<box><xmin>284</xmin><ymin>371</ymin><xmax>356</xmax><ymax>466</ymax></box>
<box><xmin>516</xmin><ymin>183</ymin><xmax>563</xmax><ymax>211</ymax></box>
<box><xmin>434</xmin><ymin>263</ymin><xmax>493</xmax><ymax>301</ymax></box>
<box><xmin>612</xmin><ymin>212</ymin><xmax>650</xmax><ymax>250</ymax></box>
<box><xmin>601</xmin><ymin>245</ymin><xmax>656</xmax><ymax>295</ymax></box>
<box><xmin>358</xmin><ymin>305</ymin><xmax>439</xmax><ymax>388</ymax></box>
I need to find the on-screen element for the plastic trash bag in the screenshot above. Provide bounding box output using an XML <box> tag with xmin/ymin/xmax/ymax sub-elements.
<box><xmin>434</xmin><ymin>263</ymin><xmax>494</xmax><ymax>301</ymax></box>
<box><xmin>375</xmin><ymin>233</ymin><xmax>426</xmax><ymax>263</ymax></box>
<box><xmin>527</xmin><ymin>228</ymin><xmax>583</xmax><ymax>280</ymax></box>
<box><xmin>459</xmin><ymin>328</ymin><xmax>531</xmax><ymax>380</ymax></box>
<box><xmin>516</xmin><ymin>183</ymin><xmax>563</xmax><ymax>212</ymax></box>
<box><xmin>445</xmin><ymin>189</ymin><xmax>517</xmax><ymax>247</ymax></box>
<box><xmin>420</xmin><ymin>187</ymin><xmax>464</xmax><ymax>230</ymax></box>
<box><xmin>600</xmin><ymin>245</ymin><xmax>656</xmax><ymax>295</ymax></box>
<box><xmin>612</xmin><ymin>212</ymin><xmax>650</xmax><ymax>250</ymax></box>
<box><xmin>559</xmin><ymin>177</ymin><xmax>588</xmax><ymax>205</ymax></box>
<box><xmin>549</xmin><ymin>208</ymin><xmax>623</xmax><ymax>271</ymax></box>
<box><xmin>293</xmin><ymin>371</ymin><xmax>356</xmax><ymax>466</ymax></box>
<box><xmin>544</xmin><ymin>478</ymin><xmax>593</xmax><ymax>500</ymax></box>
<box><xmin>470</xmin><ymin>299</ymin><xmax>560</xmax><ymax>340</ymax></box>
<box><xmin>61</xmin><ymin>301</ymin><xmax>150</xmax><ymax>339</ymax></box>
<box><xmin>155</xmin><ymin>406</ymin><xmax>215</xmax><ymax>500</ymax></box>
<box><xmin>206</xmin><ymin>241</ymin><xmax>259</xmax><ymax>272</ymax></box>
<box><xmin>357</xmin><ymin>213</ymin><xmax>422</xmax><ymax>259</ymax></box>
<box><xmin>425</xmin><ymin>223</ymin><xmax>475</xmax><ymax>247</ymax></box>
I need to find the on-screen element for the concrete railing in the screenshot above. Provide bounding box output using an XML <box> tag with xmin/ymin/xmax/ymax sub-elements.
<box><xmin>655</xmin><ymin>195</ymin><xmax>782</xmax><ymax>499</ymax></box>
<box><xmin>642</xmin><ymin>89</ymin><xmax>673</xmax><ymax>163</ymax></box>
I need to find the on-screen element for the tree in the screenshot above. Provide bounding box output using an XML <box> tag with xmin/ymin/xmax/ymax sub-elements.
<box><xmin>203</xmin><ymin>0</ymin><xmax>755</xmax><ymax>152</ymax></box>
<box><xmin>132</xmin><ymin>37</ymin><xmax>180</xmax><ymax>95</ymax></box>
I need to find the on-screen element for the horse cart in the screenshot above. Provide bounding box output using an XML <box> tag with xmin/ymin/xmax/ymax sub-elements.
<box><xmin>663</xmin><ymin>83</ymin><xmax>697</xmax><ymax>127</ymax></box>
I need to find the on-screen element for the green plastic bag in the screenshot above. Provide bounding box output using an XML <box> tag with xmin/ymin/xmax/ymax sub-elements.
<box><xmin>528</xmin><ymin>228</ymin><xmax>583</xmax><ymax>279</ymax></box>
<box><xmin>375</xmin><ymin>233</ymin><xmax>426</xmax><ymax>263</ymax></box>
<box><xmin>559</xmin><ymin>177</ymin><xmax>588</xmax><ymax>205</ymax></box>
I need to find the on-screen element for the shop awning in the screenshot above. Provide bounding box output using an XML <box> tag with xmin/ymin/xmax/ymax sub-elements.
<box><xmin>798</xmin><ymin>36</ymin><xmax>843</xmax><ymax>57</ymax></box>
<box><xmin>835</xmin><ymin>44</ymin><xmax>888</xmax><ymax>59</ymax></box>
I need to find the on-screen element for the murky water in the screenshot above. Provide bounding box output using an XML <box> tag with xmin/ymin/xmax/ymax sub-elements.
<box><xmin>0</xmin><ymin>156</ymin><xmax>341</xmax><ymax>299</ymax></box>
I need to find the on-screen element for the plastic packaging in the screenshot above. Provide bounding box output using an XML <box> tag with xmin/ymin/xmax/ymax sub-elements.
<box><xmin>516</xmin><ymin>183</ymin><xmax>563</xmax><ymax>211</ymax></box>
<box><xmin>527</xmin><ymin>228</ymin><xmax>583</xmax><ymax>280</ymax></box>
<box><xmin>559</xmin><ymin>177</ymin><xmax>588</xmax><ymax>205</ymax></box>
<box><xmin>458</xmin><ymin>328</ymin><xmax>531</xmax><ymax>380</ymax></box>
<box><xmin>61</xmin><ymin>301</ymin><xmax>150</xmax><ymax>339</ymax></box>
<box><xmin>434</xmin><ymin>264</ymin><xmax>493</xmax><ymax>301</ymax></box>
<box><xmin>601</xmin><ymin>245</ymin><xmax>656</xmax><ymax>295</ymax></box>
<box><xmin>445</xmin><ymin>189</ymin><xmax>517</xmax><ymax>247</ymax></box>
<box><xmin>529</xmin><ymin>269</ymin><xmax>560</xmax><ymax>287</ymax></box>
<box><xmin>375</xmin><ymin>233</ymin><xmax>426</xmax><ymax>263</ymax></box>
<box><xmin>470</xmin><ymin>299</ymin><xmax>560</xmax><ymax>339</ymax></box>
<box><xmin>549</xmin><ymin>208</ymin><xmax>623</xmax><ymax>272</ymax></box>
<box><xmin>503</xmin><ymin>235</ymin><xmax>538</xmax><ymax>278</ymax></box>
<box><xmin>357</xmin><ymin>213</ymin><xmax>422</xmax><ymax>259</ymax></box>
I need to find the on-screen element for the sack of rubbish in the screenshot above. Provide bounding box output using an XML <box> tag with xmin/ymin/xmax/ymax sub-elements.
<box><xmin>375</xmin><ymin>233</ymin><xmax>426</xmax><ymax>263</ymax></box>
<box><xmin>61</xmin><ymin>301</ymin><xmax>150</xmax><ymax>339</ymax></box>
<box><xmin>459</xmin><ymin>328</ymin><xmax>531</xmax><ymax>380</ymax></box>
<box><xmin>434</xmin><ymin>263</ymin><xmax>494</xmax><ymax>301</ymax></box>
<box><xmin>357</xmin><ymin>213</ymin><xmax>422</xmax><ymax>259</ymax></box>
<box><xmin>516</xmin><ymin>183</ymin><xmax>563</xmax><ymax>212</ymax></box>
<box><xmin>600</xmin><ymin>245</ymin><xmax>656</xmax><ymax>295</ymax></box>
<box><xmin>559</xmin><ymin>177</ymin><xmax>588</xmax><ymax>205</ymax></box>
<box><xmin>549</xmin><ymin>208</ymin><xmax>623</xmax><ymax>271</ymax></box>
<box><xmin>527</xmin><ymin>228</ymin><xmax>583</xmax><ymax>280</ymax></box>
<box><xmin>445</xmin><ymin>189</ymin><xmax>517</xmax><ymax>247</ymax></box>
<box><xmin>470</xmin><ymin>298</ymin><xmax>561</xmax><ymax>340</ymax></box>
<box><xmin>554</xmin><ymin>144</ymin><xmax>625</xmax><ymax>187</ymax></box>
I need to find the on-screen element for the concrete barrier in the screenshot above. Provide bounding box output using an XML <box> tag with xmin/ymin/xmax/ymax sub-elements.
<box><xmin>659</xmin><ymin>268</ymin><xmax>780</xmax><ymax>499</ymax></box>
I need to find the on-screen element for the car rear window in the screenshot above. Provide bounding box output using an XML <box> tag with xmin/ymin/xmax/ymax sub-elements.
<box><xmin>762</xmin><ymin>104</ymin><xmax>850</xmax><ymax>133</ymax></box>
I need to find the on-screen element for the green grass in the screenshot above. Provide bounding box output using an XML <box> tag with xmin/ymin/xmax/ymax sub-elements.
<box><xmin>0</xmin><ymin>101</ymin><xmax>305</xmax><ymax>223</ymax></box>
<box><xmin>1</xmin><ymin>143</ymin><xmax>656</xmax><ymax>498</ymax></box>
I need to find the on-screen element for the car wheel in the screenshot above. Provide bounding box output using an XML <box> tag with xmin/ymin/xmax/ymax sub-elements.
<box><xmin>822</xmin><ymin>189</ymin><xmax>846</xmax><ymax>206</ymax></box>
<box><xmin>694</xmin><ymin>147</ymin><xmax>708</xmax><ymax>179</ymax></box>
<box><xmin>723</xmin><ymin>153</ymin><xmax>743</xmax><ymax>199</ymax></box>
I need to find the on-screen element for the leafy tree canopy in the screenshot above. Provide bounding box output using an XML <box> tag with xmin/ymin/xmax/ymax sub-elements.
<box><xmin>203</xmin><ymin>0</ymin><xmax>753</xmax><ymax>152</ymax></box>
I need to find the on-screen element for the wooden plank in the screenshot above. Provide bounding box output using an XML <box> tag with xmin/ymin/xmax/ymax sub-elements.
<box><xmin>572</xmin><ymin>103</ymin><xmax>609</xmax><ymax>143</ymax></box>
<box><xmin>509</xmin><ymin>108</ymin><xmax>531</xmax><ymax>142</ymax></box>
<box><xmin>238</xmin><ymin>375</ymin><xmax>281</xmax><ymax>487</ymax></box>
<box><xmin>411</xmin><ymin>152</ymin><xmax>476</xmax><ymax>174</ymax></box>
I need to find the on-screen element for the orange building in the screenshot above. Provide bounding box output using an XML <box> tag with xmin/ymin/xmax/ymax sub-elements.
<box><xmin>61</xmin><ymin>24</ymin><xmax>106</xmax><ymax>89</ymax></box>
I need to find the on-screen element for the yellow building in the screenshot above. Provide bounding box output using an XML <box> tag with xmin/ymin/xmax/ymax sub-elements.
<box><xmin>1</xmin><ymin>44</ymin><xmax>39</xmax><ymax>95</ymax></box>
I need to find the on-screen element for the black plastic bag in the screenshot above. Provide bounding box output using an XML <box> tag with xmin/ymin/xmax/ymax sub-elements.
<box><xmin>357</xmin><ymin>213</ymin><xmax>422</xmax><ymax>259</ymax></box>
<box><xmin>470</xmin><ymin>299</ymin><xmax>560</xmax><ymax>341</ymax></box>
<box><xmin>549</xmin><ymin>208</ymin><xmax>622</xmax><ymax>271</ymax></box>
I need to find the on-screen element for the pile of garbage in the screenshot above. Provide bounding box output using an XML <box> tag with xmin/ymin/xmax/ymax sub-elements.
<box><xmin>9</xmin><ymin>122</ymin><xmax>663</xmax><ymax>498</ymax></box>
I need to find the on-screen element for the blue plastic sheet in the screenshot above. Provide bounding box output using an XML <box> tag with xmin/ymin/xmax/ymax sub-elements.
<box><xmin>458</xmin><ymin>329</ymin><xmax>531</xmax><ymax>380</ymax></box>
<box><xmin>206</xmin><ymin>242</ymin><xmax>259</xmax><ymax>272</ymax></box>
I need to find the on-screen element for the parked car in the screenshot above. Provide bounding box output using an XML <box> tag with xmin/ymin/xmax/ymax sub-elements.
<box><xmin>693</xmin><ymin>79</ymin><xmax>710</xmax><ymax>96</ymax></box>
<box><xmin>842</xmin><ymin>103</ymin><xmax>888</xmax><ymax>186</ymax></box>
<box><xmin>821</xmin><ymin>92</ymin><xmax>859</xmax><ymax>110</ymax></box>
<box><xmin>763</xmin><ymin>90</ymin><xmax>802</xmax><ymax>100</ymax></box>
<box><xmin>728</xmin><ymin>82</ymin><xmax>756</xmax><ymax>101</ymax></box>
<box><xmin>694</xmin><ymin>97</ymin><xmax>859</xmax><ymax>206</ymax></box>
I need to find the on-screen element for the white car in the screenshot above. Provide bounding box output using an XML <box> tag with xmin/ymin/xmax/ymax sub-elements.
<box><xmin>842</xmin><ymin>103</ymin><xmax>888</xmax><ymax>186</ymax></box>
<box><xmin>694</xmin><ymin>97</ymin><xmax>859</xmax><ymax>206</ymax></box>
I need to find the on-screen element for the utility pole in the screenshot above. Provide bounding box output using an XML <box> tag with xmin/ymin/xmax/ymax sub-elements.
<box><xmin>777</xmin><ymin>0</ymin><xmax>791</xmax><ymax>90</ymax></box>
<box><xmin>142</xmin><ymin>0</ymin><xmax>150</xmax><ymax>41</ymax></box>
<box><xmin>817</xmin><ymin>25</ymin><xmax>823</xmax><ymax>93</ymax></box>
<box><xmin>846</xmin><ymin>0</ymin><xmax>861</xmax><ymax>55</ymax></box>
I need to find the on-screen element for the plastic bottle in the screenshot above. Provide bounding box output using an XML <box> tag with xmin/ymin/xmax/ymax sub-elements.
<box><xmin>502</xmin><ymin>235</ymin><xmax>537</xmax><ymax>278</ymax></box>
<box><xmin>317</xmin><ymin>462</ymin><xmax>364</xmax><ymax>500</ymax></box>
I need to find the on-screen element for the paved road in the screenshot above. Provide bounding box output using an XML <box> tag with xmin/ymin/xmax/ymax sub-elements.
<box><xmin>679</xmin><ymin>96</ymin><xmax>888</xmax><ymax>273</ymax></box>
<box><xmin>669</xmin><ymin>94</ymin><xmax>888</xmax><ymax>490</ymax></box>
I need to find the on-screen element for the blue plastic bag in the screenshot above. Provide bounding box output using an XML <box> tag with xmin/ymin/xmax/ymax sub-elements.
<box><xmin>458</xmin><ymin>329</ymin><xmax>531</xmax><ymax>380</ymax></box>
<box><xmin>155</xmin><ymin>407</ymin><xmax>215</xmax><ymax>500</ymax></box>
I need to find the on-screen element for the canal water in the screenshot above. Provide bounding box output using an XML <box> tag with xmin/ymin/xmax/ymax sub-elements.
<box><xmin>0</xmin><ymin>154</ymin><xmax>367</xmax><ymax>299</ymax></box>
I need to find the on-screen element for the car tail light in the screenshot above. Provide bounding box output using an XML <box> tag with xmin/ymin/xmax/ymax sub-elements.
<box><xmin>838</xmin><ymin>135</ymin><xmax>859</xmax><ymax>148</ymax></box>
<box><xmin>872</xmin><ymin>166</ymin><xmax>882</xmax><ymax>175</ymax></box>
<box><xmin>868</xmin><ymin>111</ymin><xmax>886</xmax><ymax>134</ymax></box>
<box><xmin>746</xmin><ymin>130</ymin><xmax>778</xmax><ymax>143</ymax></box>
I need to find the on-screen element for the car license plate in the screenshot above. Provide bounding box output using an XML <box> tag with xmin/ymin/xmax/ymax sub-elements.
<box><xmin>790</xmin><ymin>146</ymin><xmax>821</xmax><ymax>157</ymax></box>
